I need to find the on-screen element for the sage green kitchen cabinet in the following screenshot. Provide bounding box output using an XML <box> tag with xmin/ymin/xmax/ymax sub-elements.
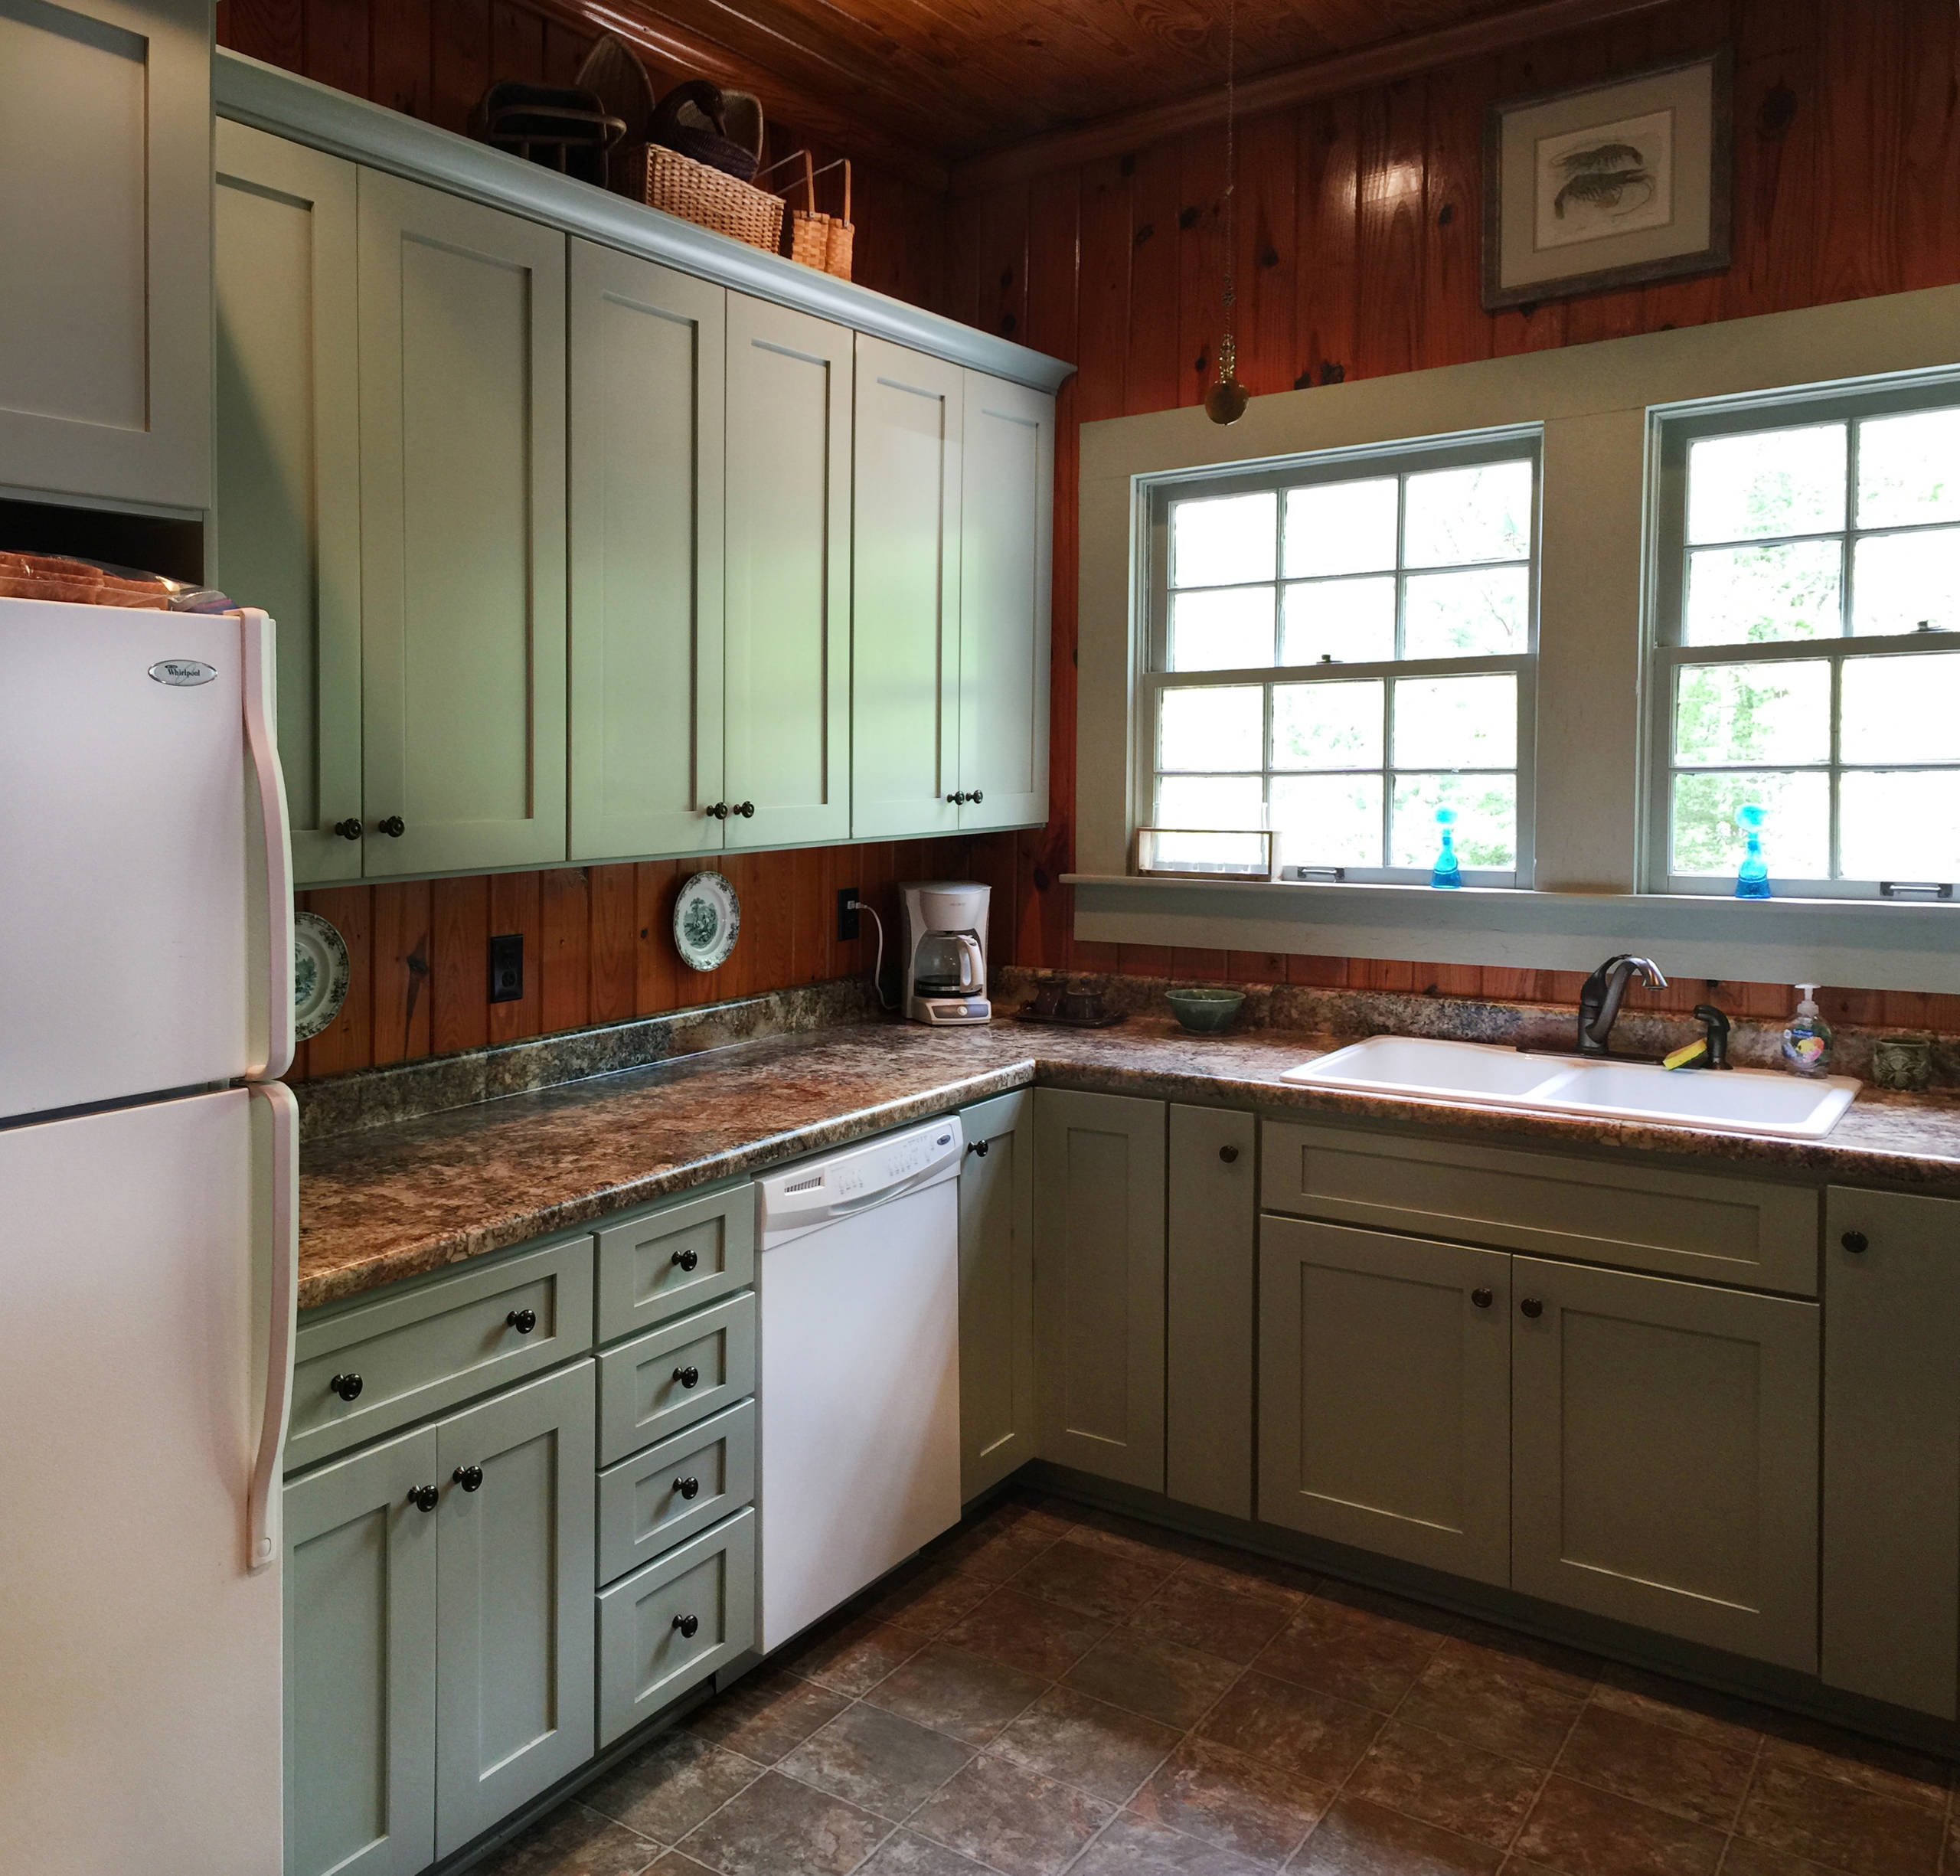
<box><xmin>851</xmin><ymin>336</ymin><xmax>964</xmax><ymax>839</ymax></box>
<box><xmin>0</xmin><ymin>0</ymin><xmax>211</xmax><ymax>510</ymax></box>
<box><xmin>1821</xmin><ymin>1187</ymin><xmax>1960</xmax><ymax>1718</ymax></box>
<box><xmin>1259</xmin><ymin>1216</ymin><xmax>1511</xmax><ymax>1585</ymax></box>
<box><xmin>958</xmin><ymin>1090</ymin><xmax>1036</xmax><ymax>1499</ymax></box>
<box><xmin>284</xmin><ymin>1426</ymin><xmax>439</xmax><ymax>1876</ymax></box>
<box><xmin>434</xmin><ymin>1361</ymin><xmax>596</xmax><ymax>1858</ymax></box>
<box><xmin>568</xmin><ymin>241</ymin><xmax>728</xmax><ymax>862</ymax></box>
<box><xmin>357</xmin><ymin>170</ymin><xmax>569</xmax><ymax>878</ymax></box>
<box><xmin>721</xmin><ymin>295</ymin><xmax>852</xmax><ymax>848</ymax></box>
<box><xmin>955</xmin><ymin>372</ymin><xmax>1054</xmax><ymax>832</ymax></box>
<box><xmin>1034</xmin><ymin>1089</ymin><xmax>1166</xmax><ymax>1492</ymax></box>
<box><xmin>214</xmin><ymin>122</ymin><xmax>364</xmax><ymax>887</ymax></box>
<box><xmin>1511</xmin><ymin>1257</ymin><xmax>1819</xmax><ymax>1672</ymax></box>
<box><xmin>1165</xmin><ymin>1104</ymin><xmax>1256</xmax><ymax>1520</ymax></box>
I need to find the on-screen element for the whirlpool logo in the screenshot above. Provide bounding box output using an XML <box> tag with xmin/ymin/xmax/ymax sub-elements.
<box><xmin>147</xmin><ymin>659</ymin><xmax>217</xmax><ymax>687</ymax></box>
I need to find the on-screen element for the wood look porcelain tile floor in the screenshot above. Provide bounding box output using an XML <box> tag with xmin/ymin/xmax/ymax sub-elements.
<box><xmin>472</xmin><ymin>1495</ymin><xmax>1958</xmax><ymax>1876</ymax></box>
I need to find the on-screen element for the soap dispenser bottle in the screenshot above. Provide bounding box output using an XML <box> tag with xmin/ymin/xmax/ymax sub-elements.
<box><xmin>1782</xmin><ymin>984</ymin><xmax>1834</xmax><ymax>1075</ymax></box>
<box><xmin>1430</xmin><ymin>807</ymin><xmax>1462</xmax><ymax>890</ymax></box>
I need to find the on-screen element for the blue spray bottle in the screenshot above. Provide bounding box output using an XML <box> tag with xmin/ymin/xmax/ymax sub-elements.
<box><xmin>1734</xmin><ymin>803</ymin><xmax>1772</xmax><ymax>900</ymax></box>
<box><xmin>1431</xmin><ymin>807</ymin><xmax>1462</xmax><ymax>890</ymax></box>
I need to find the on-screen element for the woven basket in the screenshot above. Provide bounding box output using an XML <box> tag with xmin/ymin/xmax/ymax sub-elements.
<box><xmin>763</xmin><ymin>152</ymin><xmax>854</xmax><ymax>280</ymax></box>
<box><xmin>630</xmin><ymin>142</ymin><xmax>783</xmax><ymax>253</ymax></box>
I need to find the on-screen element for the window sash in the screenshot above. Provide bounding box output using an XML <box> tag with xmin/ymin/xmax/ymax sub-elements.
<box><xmin>1139</xmin><ymin>431</ymin><xmax>1541</xmax><ymax>885</ymax></box>
<box><xmin>1143</xmin><ymin>655</ymin><xmax>1536</xmax><ymax>885</ymax></box>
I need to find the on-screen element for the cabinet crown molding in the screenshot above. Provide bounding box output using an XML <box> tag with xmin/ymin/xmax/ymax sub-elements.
<box><xmin>213</xmin><ymin>51</ymin><xmax>1074</xmax><ymax>397</ymax></box>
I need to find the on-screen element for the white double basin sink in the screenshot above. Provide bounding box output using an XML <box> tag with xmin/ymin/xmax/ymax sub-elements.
<box><xmin>1285</xmin><ymin>1034</ymin><xmax>1860</xmax><ymax>1139</ymax></box>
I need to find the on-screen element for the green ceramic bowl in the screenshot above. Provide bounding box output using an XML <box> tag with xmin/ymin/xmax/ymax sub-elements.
<box><xmin>1165</xmin><ymin>986</ymin><xmax>1246</xmax><ymax>1034</ymax></box>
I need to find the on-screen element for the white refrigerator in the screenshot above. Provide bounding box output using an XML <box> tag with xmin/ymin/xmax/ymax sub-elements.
<box><xmin>0</xmin><ymin>600</ymin><xmax>297</xmax><ymax>1875</ymax></box>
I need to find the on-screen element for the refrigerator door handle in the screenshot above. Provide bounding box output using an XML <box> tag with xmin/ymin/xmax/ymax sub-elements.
<box><xmin>247</xmin><ymin>1080</ymin><xmax>299</xmax><ymax>1573</ymax></box>
<box><xmin>241</xmin><ymin>610</ymin><xmax>296</xmax><ymax>1081</ymax></box>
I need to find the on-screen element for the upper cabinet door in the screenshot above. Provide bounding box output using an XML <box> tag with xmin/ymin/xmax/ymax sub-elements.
<box><xmin>0</xmin><ymin>0</ymin><xmax>211</xmax><ymax>510</ymax></box>
<box><xmin>357</xmin><ymin>172</ymin><xmax>569</xmax><ymax>878</ymax></box>
<box><xmin>569</xmin><ymin>241</ymin><xmax>727</xmax><ymax>863</ymax></box>
<box><xmin>957</xmin><ymin>374</ymin><xmax>1054</xmax><ymax>832</ymax></box>
<box><xmin>214</xmin><ymin>123</ymin><xmax>363</xmax><ymax>887</ymax></box>
<box><xmin>722</xmin><ymin>296</ymin><xmax>852</xmax><ymax>849</ymax></box>
<box><xmin>851</xmin><ymin>336</ymin><xmax>962</xmax><ymax>839</ymax></box>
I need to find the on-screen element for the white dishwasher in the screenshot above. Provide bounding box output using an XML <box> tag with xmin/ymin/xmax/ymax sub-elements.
<box><xmin>756</xmin><ymin>1116</ymin><xmax>965</xmax><ymax>1652</ymax></box>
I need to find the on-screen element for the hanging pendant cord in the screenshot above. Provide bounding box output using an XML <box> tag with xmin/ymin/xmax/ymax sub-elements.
<box><xmin>1220</xmin><ymin>0</ymin><xmax>1237</xmax><ymax>377</ymax></box>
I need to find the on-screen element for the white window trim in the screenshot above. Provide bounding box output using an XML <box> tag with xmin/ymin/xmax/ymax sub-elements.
<box><xmin>1645</xmin><ymin>376</ymin><xmax>1960</xmax><ymax>898</ymax></box>
<box><xmin>1135</xmin><ymin>432</ymin><xmax>1540</xmax><ymax>887</ymax></box>
<box><xmin>1073</xmin><ymin>280</ymin><xmax>1960</xmax><ymax>991</ymax></box>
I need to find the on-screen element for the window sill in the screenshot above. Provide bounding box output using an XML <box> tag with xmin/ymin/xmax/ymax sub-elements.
<box><xmin>1062</xmin><ymin>873</ymin><xmax>1959</xmax><ymax>994</ymax></box>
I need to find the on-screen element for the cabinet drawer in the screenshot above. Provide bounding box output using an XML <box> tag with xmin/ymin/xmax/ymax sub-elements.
<box><xmin>598</xmin><ymin>1293</ymin><xmax>756</xmax><ymax>1465</ymax></box>
<box><xmin>596</xmin><ymin>1182</ymin><xmax>754</xmax><ymax>1343</ymax></box>
<box><xmin>598</xmin><ymin>1400</ymin><xmax>756</xmax><ymax>1587</ymax></box>
<box><xmin>1261</xmin><ymin>1121</ymin><xmax>1818</xmax><ymax>1296</ymax></box>
<box><xmin>597</xmin><ymin>1507</ymin><xmax>755</xmax><ymax>1747</ymax></box>
<box><xmin>291</xmin><ymin>1236</ymin><xmax>595</xmax><ymax>1470</ymax></box>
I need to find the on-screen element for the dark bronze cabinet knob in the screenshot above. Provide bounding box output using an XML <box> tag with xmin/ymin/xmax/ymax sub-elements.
<box><xmin>672</xmin><ymin>1247</ymin><xmax>700</xmax><ymax>1272</ymax></box>
<box><xmin>506</xmin><ymin>1307</ymin><xmax>537</xmax><ymax>1334</ymax></box>
<box><xmin>329</xmin><ymin>1372</ymin><xmax>363</xmax><ymax>1402</ymax></box>
<box><xmin>674</xmin><ymin>1365</ymin><xmax>701</xmax><ymax>1389</ymax></box>
<box><xmin>333</xmin><ymin>818</ymin><xmax>363</xmax><ymax>840</ymax></box>
<box><xmin>946</xmin><ymin>792</ymin><xmax>964</xmax><ymax>804</ymax></box>
<box><xmin>967</xmin><ymin>1139</ymin><xmax>989</xmax><ymax>1157</ymax></box>
<box><xmin>1841</xmin><ymin>1230</ymin><xmax>1870</xmax><ymax>1254</ymax></box>
<box><xmin>1219</xmin><ymin>1145</ymin><xmax>1240</xmax><ymax>1164</ymax></box>
<box><xmin>407</xmin><ymin>1485</ymin><xmax>439</xmax><ymax>1513</ymax></box>
<box><xmin>734</xmin><ymin>800</ymin><xmax>755</xmax><ymax>817</ymax></box>
<box><xmin>675</xmin><ymin>1476</ymin><xmax>701</xmax><ymax>1500</ymax></box>
<box><xmin>970</xmin><ymin>790</ymin><xmax>984</xmax><ymax>804</ymax></box>
<box><xmin>1472</xmin><ymin>1287</ymin><xmax>1493</xmax><ymax>1309</ymax></box>
<box><xmin>453</xmin><ymin>1465</ymin><xmax>484</xmax><ymax>1492</ymax></box>
<box><xmin>377</xmin><ymin>815</ymin><xmax>406</xmax><ymax>837</ymax></box>
<box><xmin>1520</xmin><ymin>1297</ymin><xmax>1544</xmax><ymax>1319</ymax></box>
<box><xmin>705</xmin><ymin>802</ymin><xmax>729</xmax><ymax>819</ymax></box>
<box><xmin>673</xmin><ymin>1613</ymin><xmax>700</xmax><ymax>1639</ymax></box>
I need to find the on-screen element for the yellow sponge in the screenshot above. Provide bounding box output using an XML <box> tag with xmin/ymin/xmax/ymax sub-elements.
<box><xmin>1663</xmin><ymin>1038</ymin><xmax>1708</xmax><ymax>1071</ymax></box>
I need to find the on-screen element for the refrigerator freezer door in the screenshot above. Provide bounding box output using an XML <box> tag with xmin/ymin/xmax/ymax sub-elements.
<box><xmin>0</xmin><ymin>1087</ymin><xmax>283</xmax><ymax>1874</ymax></box>
<box><xmin>0</xmin><ymin>600</ymin><xmax>265</xmax><ymax>1119</ymax></box>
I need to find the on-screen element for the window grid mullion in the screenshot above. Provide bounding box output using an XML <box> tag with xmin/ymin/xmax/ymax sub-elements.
<box><xmin>1380</xmin><ymin>678</ymin><xmax>1396</xmax><ymax>869</ymax></box>
<box><xmin>1828</xmin><ymin>654</ymin><xmax>1844</xmax><ymax>881</ymax></box>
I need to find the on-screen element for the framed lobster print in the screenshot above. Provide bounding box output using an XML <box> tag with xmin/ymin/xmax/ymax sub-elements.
<box><xmin>1482</xmin><ymin>51</ymin><xmax>1733</xmax><ymax>312</ymax></box>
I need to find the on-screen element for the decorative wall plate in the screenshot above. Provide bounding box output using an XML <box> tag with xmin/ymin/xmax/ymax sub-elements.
<box><xmin>674</xmin><ymin>870</ymin><xmax>740</xmax><ymax>972</ymax></box>
<box><xmin>294</xmin><ymin>909</ymin><xmax>351</xmax><ymax>1040</ymax></box>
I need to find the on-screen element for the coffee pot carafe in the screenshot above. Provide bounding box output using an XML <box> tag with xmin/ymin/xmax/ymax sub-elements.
<box><xmin>900</xmin><ymin>882</ymin><xmax>991</xmax><ymax>1026</ymax></box>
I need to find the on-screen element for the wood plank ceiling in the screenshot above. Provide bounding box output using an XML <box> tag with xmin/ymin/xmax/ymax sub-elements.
<box><xmin>558</xmin><ymin>0</ymin><xmax>1612</xmax><ymax>165</ymax></box>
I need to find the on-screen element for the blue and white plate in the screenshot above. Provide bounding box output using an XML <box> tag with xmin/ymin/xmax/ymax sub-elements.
<box><xmin>294</xmin><ymin>909</ymin><xmax>351</xmax><ymax>1040</ymax></box>
<box><xmin>674</xmin><ymin>870</ymin><xmax>740</xmax><ymax>972</ymax></box>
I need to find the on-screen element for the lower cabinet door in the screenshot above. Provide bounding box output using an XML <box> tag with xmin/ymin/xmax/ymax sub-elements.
<box><xmin>434</xmin><ymin>1362</ymin><xmax>596</xmax><ymax>1858</ymax></box>
<box><xmin>598</xmin><ymin>1507</ymin><xmax>756</xmax><ymax>1747</ymax></box>
<box><xmin>958</xmin><ymin>1089</ymin><xmax>1037</xmax><ymax>1499</ymax></box>
<box><xmin>1034</xmin><ymin>1088</ymin><xmax>1167</xmax><ymax>1491</ymax></box>
<box><xmin>284</xmin><ymin>1426</ymin><xmax>439</xmax><ymax>1876</ymax></box>
<box><xmin>1511</xmin><ymin>1257</ymin><xmax>1819</xmax><ymax>1670</ymax></box>
<box><xmin>1258</xmin><ymin>1217</ymin><xmax>1511</xmax><ymax>1586</ymax></box>
<box><xmin>1166</xmin><ymin>1104</ymin><xmax>1257</xmax><ymax>1521</ymax></box>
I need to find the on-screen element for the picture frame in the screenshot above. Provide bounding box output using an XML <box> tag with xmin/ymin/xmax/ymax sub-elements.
<box><xmin>1482</xmin><ymin>50</ymin><xmax>1733</xmax><ymax>312</ymax></box>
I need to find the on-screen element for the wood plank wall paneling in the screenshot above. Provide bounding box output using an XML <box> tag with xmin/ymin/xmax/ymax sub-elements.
<box><xmin>949</xmin><ymin>0</ymin><xmax>1960</xmax><ymax>1036</ymax></box>
<box><xmin>254</xmin><ymin>0</ymin><xmax>1960</xmax><ymax>1080</ymax></box>
<box><xmin>290</xmin><ymin>838</ymin><xmax>997</xmax><ymax>1077</ymax></box>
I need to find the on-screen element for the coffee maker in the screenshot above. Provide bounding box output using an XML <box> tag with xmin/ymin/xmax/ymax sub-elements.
<box><xmin>900</xmin><ymin>882</ymin><xmax>991</xmax><ymax>1025</ymax></box>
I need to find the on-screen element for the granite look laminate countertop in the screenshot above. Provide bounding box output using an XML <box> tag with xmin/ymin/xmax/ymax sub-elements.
<box><xmin>298</xmin><ymin>1015</ymin><xmax>1960</xmax><ymax>1310</ymax></box>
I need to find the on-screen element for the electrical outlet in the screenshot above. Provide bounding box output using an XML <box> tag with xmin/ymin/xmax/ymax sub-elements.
<box><xmin>488</xmin><ymin>933</ymin><xmax>524</xmax><ymax>1003</ymax></box>
<box><xmin>836</xmin><ymin>887</ymin><xmax>861</xmax><ymax>943</ymax></box>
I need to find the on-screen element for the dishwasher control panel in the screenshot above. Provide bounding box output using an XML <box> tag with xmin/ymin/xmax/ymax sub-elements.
<box><xmin>755</xmin><ymin>1116</ymin><xmax>965</xmax><ymax>1250</ymax></box>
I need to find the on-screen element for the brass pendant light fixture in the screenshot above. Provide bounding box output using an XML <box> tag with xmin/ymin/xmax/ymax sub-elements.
<box><xmin>1204</xmin><ymin>0</ymin><xmax>1249</xmax><ymax>427</ymax></box>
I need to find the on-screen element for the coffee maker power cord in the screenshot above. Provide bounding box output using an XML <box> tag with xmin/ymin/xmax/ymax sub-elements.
<box><xmin>848</xmin><ymin>900</ymin><xmax>897</xmax><ymax>1011</ymax></box>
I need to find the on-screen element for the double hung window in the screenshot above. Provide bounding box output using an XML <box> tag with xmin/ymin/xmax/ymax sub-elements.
<box><xmin>1142</xmin><ymin>436</ymin><xmax>1539</xmax><ymax>884</ymax></box>
<box><xmin>1651</xmin><ymin>387</ymin><xmax>1960</xmax><ymax>895</ymax></box>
